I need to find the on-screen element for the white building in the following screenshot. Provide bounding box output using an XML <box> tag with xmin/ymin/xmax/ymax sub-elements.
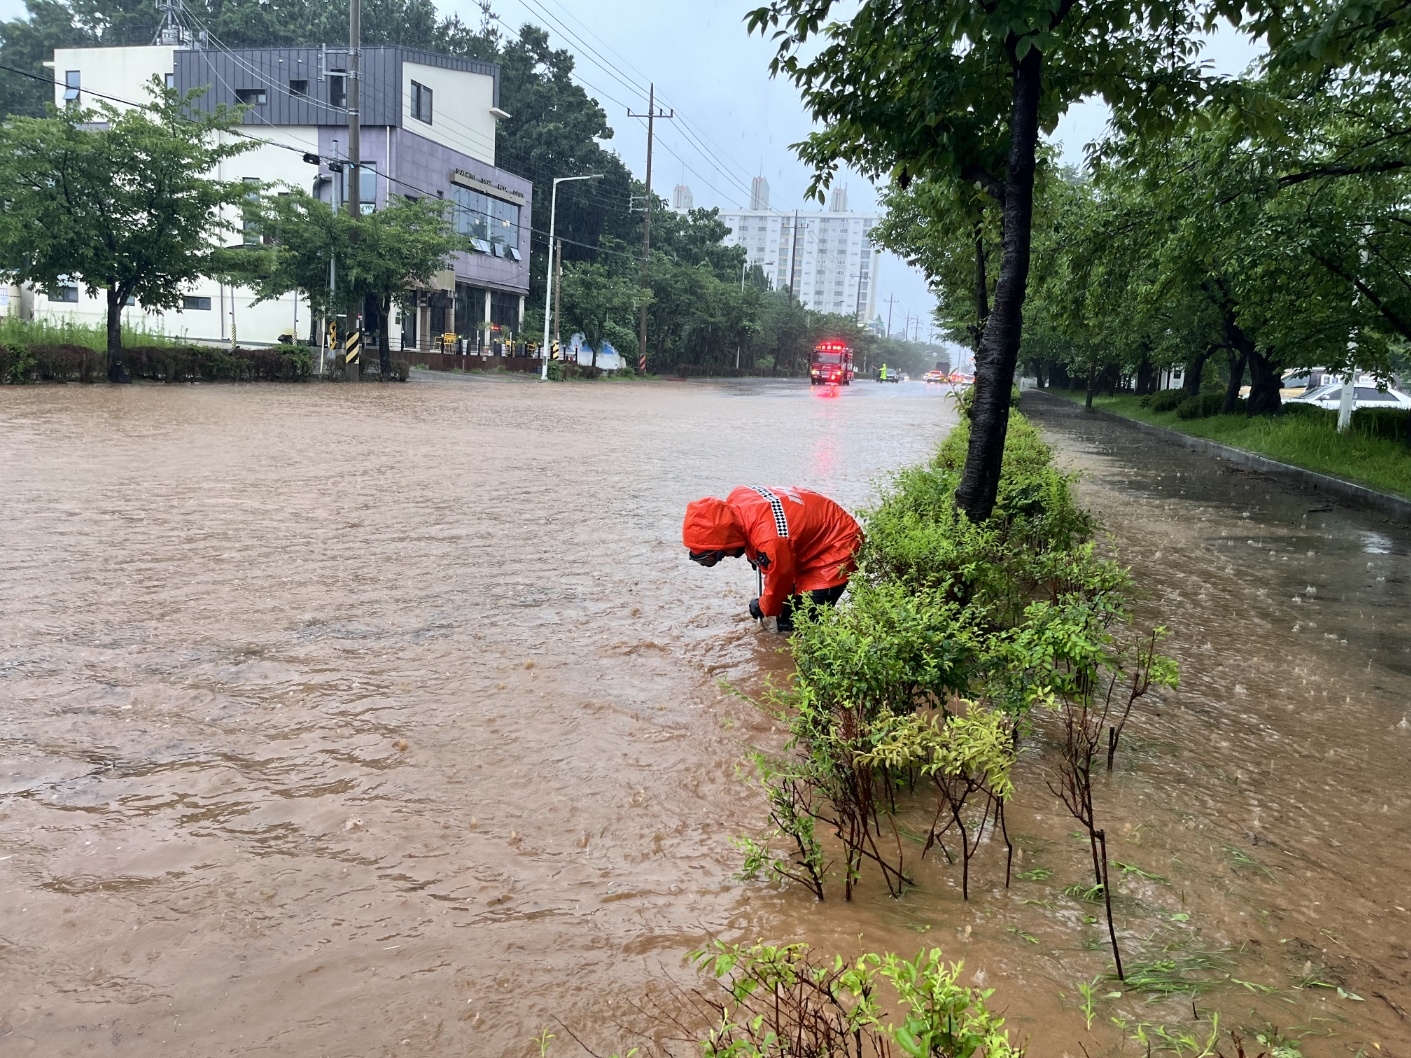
<box><xmin>713</xmin><ymin>182</ymin><xmax>881</xmax><ymax>322</ymax></box>
<box><xmin>29</xmin><ymin>40</ymin><xmax>529</xmax><ymax>350</ymax></box>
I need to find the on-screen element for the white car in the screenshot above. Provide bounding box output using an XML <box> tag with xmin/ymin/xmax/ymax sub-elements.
<box><xmin>1288</xmin><ymin>381</ymin><xmax>1411</xmax><ymax>411</ymax></box>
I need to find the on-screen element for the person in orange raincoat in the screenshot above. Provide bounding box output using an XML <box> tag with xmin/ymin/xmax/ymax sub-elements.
<box><xmin>682</xmin><ymin>486</ymin><xmax>863</xmax><ymax>631</ymax></box>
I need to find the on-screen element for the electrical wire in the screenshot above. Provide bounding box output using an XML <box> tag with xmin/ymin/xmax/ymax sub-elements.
<box><xmin>0</xmin><ymin>59</ymin><xmax>639</xmax><ymax>262</ymax></box>
<box><xmin>172</xmin><ymin>8</ymin><xmax>632</xmax><ymax>215</ymax></box>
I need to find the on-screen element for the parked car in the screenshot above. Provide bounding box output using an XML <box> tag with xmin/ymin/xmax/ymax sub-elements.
<box><xmin>1288</xmin><ymin>381</ymin><xmax>1411</xmax><ymax>411</ymax></box>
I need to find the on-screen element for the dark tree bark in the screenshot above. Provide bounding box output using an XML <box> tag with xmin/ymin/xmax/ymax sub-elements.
<box><xmin>1084</xmin><ymin>364</ymin><xmax>1096</xmax><ymax>411</ymax></box>
<box><xmin>1135</xmin><ymin>354</ymin><xmax>1154</xmax><ymax>395</ymax></box>
<box><xmin>105</xmin><ymin>285</ymin><xmax>130</xmax><ymax>383</ymax></box>
<box><xmin>973</xmin><ymin>217</ymin><xmax>990</xmax><ymax>349</ymax></box>
<box><xmin>1100</xmin><ymin>362</ymin><xmax>1121</xmax><ymax>396</ymax></box>
<box><xmin>1049</xmin><ymin>359</ymin><xmax>1071</xmax><ymax>389</ymax></box>
<box><xmin>1246</xmin><ymin>346</ymin><xmax>1282</xmax><ymax>416</ymax></box>
<box><xmin>1183</xmin><ymin>347</ymin><xmax>1213</xmax><ymax>395</ymax></box>
<box><xmin>1222</xmin><ymin>348</ymin><xmax>1248</xmax><ymax>414</ymax></box>
<box><xmin>955</xmin><ymin>44</ymin><xmax>1042</xmax><ymax>522</ymax></box>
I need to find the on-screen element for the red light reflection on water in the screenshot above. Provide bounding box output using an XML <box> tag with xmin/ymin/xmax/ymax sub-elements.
<box><xmin>811</xmin><ymin>383</ymin><xmax>842</xmax><ymax>399</ymax></box>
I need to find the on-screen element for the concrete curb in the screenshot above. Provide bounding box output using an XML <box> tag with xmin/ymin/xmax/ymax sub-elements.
<box><xmin>1025</xmin><ymin>391</ymin><xmax>1411</xmax><ymax>522</ymax></box>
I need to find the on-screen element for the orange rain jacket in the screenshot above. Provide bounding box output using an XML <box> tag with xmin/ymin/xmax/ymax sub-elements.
<box><xmin>682</xmin><ymin>486</ymin><xmax>863</xmax><ymax>618</ymax></box>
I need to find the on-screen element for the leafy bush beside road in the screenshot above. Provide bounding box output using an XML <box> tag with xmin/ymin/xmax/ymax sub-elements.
<box><xmin>0</xmin><ymin>341</ymin><xmax>314</xmax><ymax>383</ymax></box>
<box><xmin>741</xmin><ymin>412</ymin><xmax>1174</xmax><ymax>979</ymax></box>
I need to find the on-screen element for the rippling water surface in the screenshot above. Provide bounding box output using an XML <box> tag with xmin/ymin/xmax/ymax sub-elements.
<box><xmin>1</xmin><ymin>378</ymin><xmax>1407</xmax><ymax>1057</ymax></box>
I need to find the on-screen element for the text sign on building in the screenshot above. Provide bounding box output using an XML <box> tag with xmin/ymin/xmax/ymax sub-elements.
<box><xmin>451</xmin><ymin>169</ymin><xmax>525</xmax><ymax>206</ymax></box>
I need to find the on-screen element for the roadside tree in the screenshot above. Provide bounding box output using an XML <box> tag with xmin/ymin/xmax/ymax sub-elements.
<box><xmin>558</xmin><ymin>260</ymin><xmax>643</xmax><ymax>364</ymax></box>
<box><xmin>747</xmin><ymin>0</ymin><xmax>1249</xmax><ymax>520</ymax></box>
<box><xmin>0</xmin><ymin>83</ymin><xmax>252</xmax><ymax>380</ymax></box>
<box><xmin>246</xmin><ymin>190</ymin><xmax>467</xmax><ymax>377</ymax></box>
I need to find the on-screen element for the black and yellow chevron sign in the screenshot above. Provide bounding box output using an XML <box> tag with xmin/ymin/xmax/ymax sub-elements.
<box><xmin>345</xmin><ymin>330</ymin><xmax>363</xmax><ymax>366</ymax></box>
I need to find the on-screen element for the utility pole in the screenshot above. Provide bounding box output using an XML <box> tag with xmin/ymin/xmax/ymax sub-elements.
<box><xmin>553</xmin><ymin>240</ymin><xmax>563</xmax><ymax>347</ymax></box>
<box><xmin>627</xmin><ymin>83</ymin><xmax>673</xmax><ymax>374</ymax></box>
<box><xmin>540</xmin><ymin>174</ymin><xmax>603</xmax><ymax>381</ymax></box>
<box><xmin>345</xmin><ymin>0</ymin><xmax>361</xmax><ymax>382</ymax></box>
<box><xmin>884</xmin><ymin>293</ymin><xmax>897</xmax><ymax>338</ymax></box>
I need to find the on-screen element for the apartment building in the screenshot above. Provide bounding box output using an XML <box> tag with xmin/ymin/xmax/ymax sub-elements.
<box><xmin>710</xmin><ymin>180</ymin><xmax>881</xmax><ymax>322</ymax></box>
<box><xmin>37</xmin><ymin>41</ymin><xmax>531</xmax><ymax>349</ymax></box>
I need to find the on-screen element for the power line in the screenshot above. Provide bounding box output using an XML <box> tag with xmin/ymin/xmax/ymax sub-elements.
<box><xmin>172</xmin><ymin>10</ymin><xmax>632</xmax><ymax>215</ymax></box>
<box><xmin>0</xmin><ymin>60</ymin><xmax>639</xmax><ymax>263</ymax></box>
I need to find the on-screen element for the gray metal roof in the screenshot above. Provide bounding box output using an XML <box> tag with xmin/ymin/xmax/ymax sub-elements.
<box><xmin>174</xmin><ymin>45</ymin><xmax>500</xmax><ymax>126</ymax></box>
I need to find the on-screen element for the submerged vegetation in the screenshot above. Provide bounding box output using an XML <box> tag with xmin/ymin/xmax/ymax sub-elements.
<box><xmin>739</xmin><ymin>412</ymin><xmax>1177</xmax><ymax>982</ymax></box>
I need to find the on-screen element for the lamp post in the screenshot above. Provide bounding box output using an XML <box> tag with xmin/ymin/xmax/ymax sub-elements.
<box><xmin>540</xmin><ymin>174</ymin><xmax>603</xmax><ymax>381</ymax></box>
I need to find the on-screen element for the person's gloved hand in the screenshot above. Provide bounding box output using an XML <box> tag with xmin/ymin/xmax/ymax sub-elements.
<box><xmin>748</xmin><ymin>597</ymin><xmax>763</xmax><ymax>620</ymax></box>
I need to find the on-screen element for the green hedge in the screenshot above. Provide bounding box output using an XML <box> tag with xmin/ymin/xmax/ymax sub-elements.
<box><xmin>1352</xmin><ymin>406</ymin><xmax>1411</xmax><ymax>445</ymax></box>
<box><xmin>0</xmin><ymin>342</ymin><xmax>314</xmax><ymax>383</ymax></box>
<box><xmin>1177</xmin><ymin>392</ymin><xmax>1242</xmax><ymax>419</ymax></box>
<box><xmin>1147</xmin><ymin>388</ymin><xmax>1187</xmax><ymax>413</ymax></box>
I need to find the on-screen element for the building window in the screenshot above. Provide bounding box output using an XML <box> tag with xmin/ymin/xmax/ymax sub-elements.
<box><xmin>242</xmin><ymin>177</ymin><xmax>262</xmax><ymax>244</ymax></box>
<box><xmin>182</xmin><ymin>295</ymin><xmax>212</xmax><ymax>311</ymax></box>
<box><xmin>235</xmin><ymin>88</ymin><xmax>267</xmax><ymax>105</ymax></box>
<box><xmin>288</xmin><ymin>79</ymin><xmax>308</xmax><ymax>97</ymax></box>
<box><xmin>53</xmin><ymin>285</ymin><xmax>80</xmax><ymax>303</ymax></box>
<box><xmin>490</xmin><ymin>198</ymin><xmax>520</xmax><ymax>249</ymax></box>
<box><xmin>63</xmin><ymin>70</ymin><xmax>80</xmax><ymax>103</ymax></box>
<box><xmin>452</xmin><ymin>186</ymin><xmax>489</xmax><ymax>241</ymax></box>
<box><xmin>329</xmin><ymin>74</ymin><xmax>346</xmax><ymax>109</ymax></box>
<box><xmin>410</xmin><ymin>80</ymin><xmax>433</xmax><ymax>124</ymax></box>
<box><xmin>164</xmin><ymin>72</ymin><xmax>175</xmax><ymax>89</ymax></box>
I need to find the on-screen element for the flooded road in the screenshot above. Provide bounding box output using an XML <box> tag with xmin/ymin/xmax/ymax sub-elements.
<box><xmin>1</xmin><ymin>378</ymin><xmax>1408</xmax><ymax>1057</ymax></box>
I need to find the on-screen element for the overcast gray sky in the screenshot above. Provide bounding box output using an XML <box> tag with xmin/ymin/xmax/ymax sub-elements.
<box><xmin>477</xmin><ymin>0</ymin><xmax>1261</xmax><ymax>345</ymax></box>
<box><xmin>5</xmin><ymin>0</ymin><xmax>1263</xmax><ymax>346</ymax></box>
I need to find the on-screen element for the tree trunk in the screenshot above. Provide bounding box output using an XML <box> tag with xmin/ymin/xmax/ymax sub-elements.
<box><xmin>1135</xmin><ymin>354</ymin><xmax>1154</xmax><ymax>395</ymax></box>
<box><xmin>1222</xmin><ymin>348</ymin><xmax>1247</xmax><ymax>414</ymax></box>
<box><xmin>1084</xmin><ymin>365</ymin><xmax>1095</xmax><ymax>411</ymax></box>
<box><xmin>1183</xmin><ymin>347</ymin><xmax>1212</xmax><ymax>395</ymax></box>
<box><xmin>973</xmin><ymin>217</ymin><xmax>989</xmax><ymax>351</ymax></box>
<box><xmin>378</xmin><ymin>295</ymin><xmax>393</xmax><ymax>378</ymax></box>
<box><xmin>1216</xmin><ymin>288</ymin><xmax>1255</xmax><ymax>414</ymax></box>
<box><xmin>1246</xmin><ymin>346</ymin><xmax>1282</xmax><ymax>416</ymax></box>
<box><xmin>1050</xmin><ymin>359</ymin><xmax>1070</xmax><ymax>390</ymax></box>
<box><xmin>106</xmin><ymin>286</ymin><xmax>129</xmax><ymax>383</ymax></box>
<box><xmin>954</xmin><ymin>45</ymin><xmax>1042</xmax><ymax>523</ymax></box>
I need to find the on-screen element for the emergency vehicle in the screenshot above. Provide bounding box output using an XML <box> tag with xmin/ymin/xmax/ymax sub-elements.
<box><xmin>809</xmin><ymin>340</ymin><xmax>855</xmax><ymax>385</ymax></box>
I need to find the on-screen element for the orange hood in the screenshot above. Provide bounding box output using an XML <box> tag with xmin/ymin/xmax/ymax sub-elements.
<box><xmin>682</xmin><ymin>497</ymin><xmax>747</xmax><ymax>551</ymax></box>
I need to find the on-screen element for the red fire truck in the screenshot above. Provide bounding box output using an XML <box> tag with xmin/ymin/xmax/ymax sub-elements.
<box><xmin>809</xmin><ymin>339</ymin><xmax>855</xmax><ymax>386</ymax></box>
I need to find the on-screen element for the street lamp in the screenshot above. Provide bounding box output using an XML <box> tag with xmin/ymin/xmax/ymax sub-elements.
<box><xmin>541</xmin><ymin>173</ymin><xmax>604</xmax><ymax>381</ymax></box>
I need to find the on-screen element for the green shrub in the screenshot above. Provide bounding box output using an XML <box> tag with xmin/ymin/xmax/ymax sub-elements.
<box><xmin>545</xmin><ymin>359</ymin><xmax>566</xmax><ymax>381</ymax></box>
<box><xmin>741</xmin><ymin>411</ymin><xmax>1169</xmax><ymax>908</ymax></box>
<box><xmin>1176</xmin><ymin>392</ymin><xmax>1234</xmax><ymax>419</ymax></box>
<box><xmin>28</xmin><ymin>344</ymin><xmax>104</xmax><ymax>382</ymax></box>
<box><xmin>1351</xmin><ymin>406</ymin><xmax>1410</xmax><ymax>445</ymax></box>
<box><xmin>1280</xmin><ymin>401</ymin><xmax>1331</xmax><ymax>422</ymax></box>
<box><xmin>0</xmin><ymin>342</ymin><xmax>314</xmax><ymax>384</ymax></box>
<box><xmin>1148</xmin><ymin>388</ymin><xmax>1187</xmax><ymax>413</ymax></box>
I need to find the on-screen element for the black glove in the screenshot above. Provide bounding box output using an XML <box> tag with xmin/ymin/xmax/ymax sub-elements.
<box><xmin>748</xmin><ymin>597</ymin><xmax>763</xmax><ymax>620</ymax></box>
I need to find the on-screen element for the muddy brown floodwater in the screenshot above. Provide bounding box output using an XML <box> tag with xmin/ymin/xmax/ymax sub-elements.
<box><xmin>0</xmin><ymin>377</ymin><xmax>1407</xmax><ymax>1058</ymax></box>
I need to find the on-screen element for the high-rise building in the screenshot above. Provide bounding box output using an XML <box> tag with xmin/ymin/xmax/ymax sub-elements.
<box><xmin>672</xmin><ymin>183</ymin><xmax>694</xmax><ymax>211</ymax></box>
<box><xmin>750</xmin><ymin>175</ymin><xmax>770</xmax><ymax>211</ymax></box>
<box><xmin>718</xmin><ymin>187</ymin><xmax>881</xmax><ymax>322</ymax></box>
